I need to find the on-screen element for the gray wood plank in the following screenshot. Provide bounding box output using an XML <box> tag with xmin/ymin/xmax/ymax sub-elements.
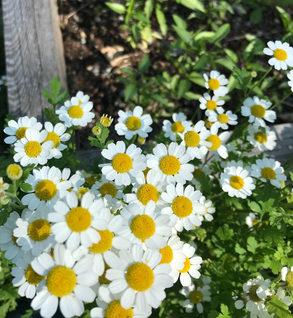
<box><xmin>2</xmin><ymin>0</ymin><xmax>67</xmax><ymax>121</ymax></box>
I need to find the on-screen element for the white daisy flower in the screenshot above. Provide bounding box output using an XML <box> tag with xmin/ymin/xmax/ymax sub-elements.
<box><xmin>288</xmin><ymin>70</ymin><xmax>293</xmax><ymax>92</ymax></box>
<box><xmin>234</xmin><ymin>276</ymin><xmax>272</xmax><ymax>317</ymax></box>
<box><xmin>246</xmin><ymin>213</ymin><xmax>257</xmax><ymax>228</ymax></box>
<box><xmin>4</xmin><ymin>116</ymin><xmax>42</xmax><ymax>145</ymax></box>
<box><xmin>0</xmin><ymin>177</ymin><xmax>9</xmax><ymax>194</ymax></box>
<box><xmin>13</xmin><ymin>129</ymin><xmax>54</xmax><ymax>167</ymax></box>
<box><xmin>60</xmin><ymin>168</ymin><xmax>85</xmax><ymax>193</ymax></box>
<box><xmin>43</xmin><ymin>122</ymin><xmax>70</xmax><ymax>159</ymax></box>
<box><xmin>203</xmin><ymin>70</ymin><xmax>229</xmax><ymax>96</ymax></box>
<box><xmin>207</xmin><ymin>108</ymin><xmax>238</xmax><ymax>130</ymax></box>
<box><xmin>220</xmin><ymin>163</ymin><xmax>255</xmax><ymax>199</ymax></box>
<box><xmin>247</xmin><ymin>125</ymin><xmax>277</xmax><ymax>151</ymax></box>
<box><xmin>161</xmin><ymin>183</ymin><xmax>205</xmax><ymax>231</ymax></box>
<box><xmin>206</xmin><ymin>125</ymin><xmax>229</xmax><ymax>159</ymax></box>
<box><xmin>105</xmin><ymin>244</ymin><xmax>173</xmax><ymax>312</ymax></box>
<box><xmin>56</xmin><ymin>91</ymin><xmax>95</xmax><ymax>127</ymax></box>
<box><xmin>198</xmin><ymin>196</ymin><xmax>215</xmax><ymax>222</ymax></box>
<box><xmin>12</xmin><ymin>251</ymin><xmax>45</xmax><ymax>299</ymax></box>
<box><xmin>0</xmin><ymin>75</ymin><xmax>7</xmax><ymax>86</ymax></box>
<box><xmin>0</xmin><ymin>211</ymin><xmax>24</xmax><ymax>263</ymax></box>
<box><xmin>177</xmin><ymin>243</ymin><xmax>202</xmax><ymax>287</ymax></box>
<box><xmin>158</xmin><ymin>235</ymin><xmax>186</xmax><ymax>282</ymax></box>
<box><xmin>21</xmin><ymin>166</ymin><xmax>72</xmax><ymax>211</ymax></box>
<box><xmin>263</xmin><ymin>41</ymin><xmax>293</xmax><ymax>70</ymax></box>
<box><xmin>178</xmin><ymin>120</ymin><xmax>212</xmax><ymax>160</ymax></box>
<box><xmin>115</xmin><ymin>106</ymin><xmax>153</xmax><ymax>140</ymax></box>
<box><xmin>199</xmin><ymin>93</ymin><xmax>225</xmax><ymax>114</ymax></box>
<box><xmin>91</xmin><ymin>285</ymin><xmax>152</xmax><ymax>318</ymax></box>
<box><xmin>117</xmin><ymin>201</ymin><xmax>171</xmax><ymax>249</ymax></box>
<box><xmin>100</xmin><ymin>141</ymin><xmax>146</xmax><ymax>186</ymax></box>
<box><xmin>147</xmin><ymin>142</ymin><xmax>194</xmax><ymax>185</ymax></box>
<box><xmin>241</xmin><ymin>96</ymin><xmax>276</xmax><ymax>127</ymax></box>
<box><xmin>31</xmin><ymin>243</ymin><xmax>98</xmax><ymax>318</ymax></box>
<box><xmin>123</xmin><ymin>169</ymin><xmax>166</xmax><ymax>207</ymax></box>
<box><xmin>180</xmin><ymin>275</ymin><xmax>211</xmax><ymax>313</ymax></box>
<box><xmin>251</xmin><ymin>158</ymin><xmax>286</xmax><ymax>188</ymax></box>
<box><xmin>13</xmin><ymin>206</ymin><xmax>56</xmax><ymax>256</ymax></box>
<box><xmin>281</xmin><ymin>266</ymin><xmax>293</xmax><ymax>285</ymax></box>
<box><xmin>162</xmin><ymin>112</ymin><xmax>192</xmax><ymax>141</ymax></box>
<box><xmin>48</xmin><ymin>192</ymin><xmax>110</xmax><ymax>250</ymax></box>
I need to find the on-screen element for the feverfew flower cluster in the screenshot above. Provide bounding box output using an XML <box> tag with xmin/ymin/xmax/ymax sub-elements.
<box><xmin>1</xmin><ymin>38</ymin><xmax>293</xmax><ymax>318</ymax></box>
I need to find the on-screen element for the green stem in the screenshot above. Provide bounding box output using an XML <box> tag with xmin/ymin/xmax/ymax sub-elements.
<box><xmin>270</xmin><ymin>91</ymin><xmax>293</xmax><ymax>110</ymax></box>
<box><xmin>247</xmin><ymin>66</ymin><xmax>273</xmax><ymax>97</ymax></box>
<box><xmin>191</xmin><ymin>107</ymin><xmax>200</xmax><ymax>122</ymax></box>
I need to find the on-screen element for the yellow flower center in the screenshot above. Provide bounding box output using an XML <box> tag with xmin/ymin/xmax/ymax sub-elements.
<box><xmin>171</xmin><ymin>121</ymin><xmax>185</xmax><ymax>133</ymax></box>
<box><xmin>251</xmin><ymin>105</ymin><xmax>266</xmax><ymax>118</ymax></box>
<box><xmin>206</xmin><ymin>100</ymin><xmax>217</xmax><ymax>110</ymax></box>
<box><xmin>112</xmin><ymin>153</ymin><xmax>133</xmax><ymax>173</ymax></box>
<box><xmin>85</xmin><ymin>176</ymin><xmax>96</xmax><ymax>186</ymax></box>
<box><xmin>193</xmin><ymin>168</ymin><xmax>203</xmax><ymax>179</ymax></box>
<box><xmin>68</xmin><ymin>105</ymin><xmax>84</xmax><ymax>119</ymax></box>
<box><xmin>28</xmin><ymin>219</ymin><xmax>51</xmax><ymax>242</ymax></box>
<box><xmin>105</xmin><ymin>300</ymin><xmax>133</xmax><ymax>318</ymax></box>
<box><xmin>66</xmin><ymin>207</ymin><xmax>92</xmax><ymax>232</ymax></box>
<box><xmin>218</xmin><ymin>113</ymin><xmax>229</xmax><ymax>124</ymax></box>
<box><xmin>286</xmin><ymin>272</ymin><xmax>293</xmax><ymax>287</ymax></box>
<box><xmin>179</xmin><ymin>257</ymin><xmax>191</xmax><ymax>273</ymax></box>
<box><xmin>77</xmin><ymin>187</ymin><xmax>89</xmax><ymax>199</ymax></box>
<box><xmin>172</xmin><ymin>196</ymin><xmax>193</xmax><ymax>218</ymax></box>
<box><xmin>100</xmin><ymin>115</ymin><xmax>113</xmax><ymax>127</ymax></box>
<box><xmin>99</xmin><ymin>262</ymin><xmax>111</xmax><ymax>285</ymax></box>
<box><xmin>46</xmin><ymin>266</ymin><xmax>76</xmax><ymax>297</ymax></box>
<box><xmin>205</xmin><ymin>119</ymin><xmax>213</xmax><ymax>129</ymax></box>
<box><xmin>89</xmin><ymin>230</ymin><xmax>114</xmax><ymax>254</ymax></box>
<box><xmin>25</xmin><ymin>264</ymin><xmax>45</xmax><ymax>285</ymax></box>
<box><xmin>274</xmin><ymin>48</ymin><xmax>287</xmax><ymax>61</ymax></box>
<box><xmin>35</xmin><ymin>180</ymin><xmax>57</xmax><ymax>201</ymax></box>
<box><xmin>159</xmin><ymin>245</ymin><xmax>173</xmax><ymax>264</ymax></box>
<box><xmin>137</xmin><ymin>184</ymin><xmax>159</xmax><ymax>205</ymax></box>
<box><xmin>184</xmin><ymin>131</ymin><xmax>200</xmax><ymax>148</ymax></box>
<box><xmin>99</xmin><ymin>183</ymin><xmax>117</xmax><ymax>198</ymax></box>
<box><xmin>206</xmin><ymin>135</ymin><xmax>221</xmax><ymax>150</ymax></box>
<box><xmin>208</xmin><ymin>79</ymin><xmax>220</xmax><ymax>90</ymax></box>
<box><xmin>254</xmin><ymin>132</ymin><xmax>267</xmax><ymax>143</ymax></box>
<box><xmin>43</xmin><ymin>132</ymin><xmax>61</xmax><ymax>148</ymax></box>
<box><xmin>189</xmin><ymin>290</ymin><xmax>203</xmax><ymax>304</ymax></box>
<box><xmin>248</xmin><ymin>285</ymin><xmax>262</xmax><ymax>303</ymax></box>
<box><xmin>230</xmin><ymin>176</ymin><xmax>244</xmax><ymax>190</ymax></box>
<box><xmin>15</xmin><ymin>127</ymin><xmax>28</xmax><ymax>140</ymax></box>
<box><xmin>126</xmin><ymin>262</ymin><xmax>154</xmax><ymax>292</ymax></box>
<box><xmin>125</xmin><ymin>116</ymin><xmax>141</xmax><ymax>131</ymax></box>
<box><xmin>24</xmin><ymin>141</ymin><xmax>42</xmax><ymax>158</ymax></box>
<box><xmin>130</xmin><ymin>215</ymin><xmax>155</xmax><ymax>241</ymax></box>
<box><xmin>92</xmin><ymin>126</ymin><xmax>101</xmax><ymax>136</ymax></box>
<box><xmin>7</xmin><ymin>164</ymin><xmax>23</xmax><ymax>180</ymax></box>
<box><xmin>159</xmin><ymin>155</ymin><xmax>180</xmax><ymax>175</ymax></box>
<box><xmin>261</xmin><ymin>167</ymin><xmax>276</xmax><ymax>180</ymax></box>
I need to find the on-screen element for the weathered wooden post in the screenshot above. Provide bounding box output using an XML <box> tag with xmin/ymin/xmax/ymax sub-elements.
<box><xmin>2</xmin><ymin>0</ymin><xmax>67</xmax><ymax>121</ymax></box>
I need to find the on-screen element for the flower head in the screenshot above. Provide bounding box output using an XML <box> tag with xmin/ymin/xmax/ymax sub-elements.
<box><xmin>247</xmin><ymin>125</ymin><xmax>277</xmax><ymax>151</ymax></box>
<box><xmin>100</xmin><ymin>114</ymin><xmax>113</xmax><ymax>127</ymax></box>
<box><xmin>162</xmin><ymin>113</ymin><xmax>192</xmax><ymax>141</ymax></box>
<box><xmin>263</xmin><ymin>41</ymin><xmax>293</xmax><ymax>70</ymax></box>
<box><xmin>203</xmin><ymin>70</ymin><xmax>229</xmax><ymax>96</ymax></box>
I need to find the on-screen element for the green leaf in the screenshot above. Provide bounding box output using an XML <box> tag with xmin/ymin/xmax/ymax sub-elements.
<box><xmin>178</xmin><ymin>0</ymin><xmax>205</xmax><ymax>12</ymax></box>
<box><xmin>212</xmin><ymin>23</ymin><xmax>231</xmax><ymax>43</ymax></box>
<box><xmin>188</xmin><ymin>72</ymin><xmax>206</xmax><ymax>86</ymax></box>
<box><xmin>50</xmin><ymin>76</ymin><xmax>61</xmax><ymax>100</ymax></box>
<box><xmin>20</xmin><ymin>183</ymin><xmax>33</xmax><ymax>192</ymax></box>
<box><xmin>42</xmin><ymin>89</ymin><xmax>52</xmax><ymax>103</ymax></box>
<box><xmin>156</xmin><ymin>7</ymin><xmax>167</xmax><ymax>36</ymax></box>
<box><xmin>194</xmin><ymin>227</ymin><xmax>206</xmax><ymax>242</ymax></box>
<box><xmin>224</xmin><ymin>48</ymin><xmax>238</xmax><ymax>63</ymax></box>
<box><xmin>132</xmin><ymin>25</ymin><xmax>140</xmax><ymax>42</ymax></box>
<box><xmin>172</xmin><ymin>25</ymin><xmax>193</xmax><ymax>45</ymax></box>
<box><xmin>194</xmin><ymin>31</ymin><xmax>216</xmax><ymax>42</ymax></box>
<box><xmin>267</xmin><ymin>295</ymin><xmax>293</xmax><ymax>317</ymax></box>
<box><xmin>125</xmin><ymin>84</ymin><xmax>137</xmax><ymax>102</ymax></box>
<box><xmin>247</xmin><ymin>236</ymin><xmax>257</xmax><ymax>253</ymax></box>
<box><xmin>250</xmin><ymin>8</ymin><xmax>263</xmax><ymax>24</ymax></box>
<box><xmin>183</xmin><ymin>92</ymin><xmax>201</xmax><ymax>100</ymax></box>
<box><xmin>152</xmin><ymin>94</ymin><xmax>169</xmax><ymax>106</ymax></box>
<box><xmin>248</xmin><ymin>201</ymin><xmax>261</xmax><ymax>213</ymax></box>
<box><xmin>44</xmin><ymin>107</ymin><xmax>58</xmax><ymax>125</ymax></box>
<box><xmin>139</xmin><ymin>55</ymin><xmax>151</xmax><ymax>73</ymax></box>
<box><xmin>276</xmin><ymin>6</ymin><xmax>292</xmax><ymax>30</ymax></box>
<box><xmin>170</xmin><ymin>75</ymin><xmax>180</xmax><ymax>91</ymax></box>
<box><xmin>235</xmin><ymin>243</ymin><xmax>246</xmax><ymax>254</ymax></box>
<box><xmin>105</xmin><ymin>2</ymin><xmax>126</xmax><ymax>14</ymax></box>
<box><xmin>56</xmin><ymin>91</ymin><xmax>69</xmax><ymax>105</ymax></box>
<box><xmin>218</xmin><ymin>304</ymin><xmax>230</xmax><ymax>318</ymax></box>
<box><xmin>172</xmin><ymin>14</ymin><xmax>187</xmax><ymax>29</ymax></box>
<box><xmin>216</xmin><ymin>226</ymin><xmax>233</xmax><ymax>241</ymax></box>
<box><xmin>144</xmin><ymin>0</ymin><xmax>154</xmax><ymax>19</ymax></box>
<box><xmin>177</xmin><ymin>79</ymin><xmax>191</xmax><ymax>99</ymax></box>
<box><xmin>193</xmin><ymin>55</ymin><xmax>210</xmax><ymax>71</ymax></box>
<box><xmin>215</xmin><ymin>58</ymin><xmax>236</xmax><ymax>71</ymax></box>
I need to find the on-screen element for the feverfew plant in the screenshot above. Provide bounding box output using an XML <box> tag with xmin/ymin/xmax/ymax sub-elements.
<box><xmin>1</xmin><ymin>29</ymin><xmax>293</xmax><ymax>318</ymax></box>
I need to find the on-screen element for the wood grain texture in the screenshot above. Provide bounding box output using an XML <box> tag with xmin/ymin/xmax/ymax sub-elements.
<box><xmin>2</xmin><ymin>0</ymin><xmax>67</xmax><ymax>121</ymax></box>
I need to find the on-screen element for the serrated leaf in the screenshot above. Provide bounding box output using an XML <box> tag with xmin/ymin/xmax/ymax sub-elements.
<box><xmin>248</xmin><ymin>201</ymin><xmax>261</xmax><ymax>213</ymax></box>
<box><xmin>125</xmin><ymin>84</ymin><xmax>137</xmax><ymax>102</ymax></box>
<box><xmin>20</xmin><ymin>183</ymin><xmax>33</xmax><ymax>192</ymax></box>
<box><xmin>216</xmin><ymin>227</ymin><xmax>233</xmax><ymax>241</ymax></box>
<box><xmin>247</xmin><ymin>236</ymin><xmax>257</xmax><ymax>253</ymax></box>
<box><xmin>105</xmin><ymin>2</ymin><xmax>126</xmax><ymax>14</ymax></box>
<box><xmin>235</xmin><ymin>243</ymin><xmax>246</xmax><ymax>254</ymax></box>
<box><xmin>139</xmin><ymin>55</ymin><xmax>151</xmax><ymax>73</ymax></box>
<box><xmin>50</xmin><ymin>76</ymin><xmax>61</xmax><ymax>100</ymax></box>
<box><xmin>56</xmin><ymin>91</ymin><xmax>69</xmax><ymax>105</ymax></box>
